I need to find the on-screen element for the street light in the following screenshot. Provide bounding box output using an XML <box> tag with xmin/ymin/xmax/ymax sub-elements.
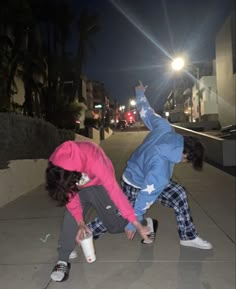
<box><xmin>130</xmin><ymin>99</ymin><xmax>136</xmax><ymax>106</ymax></box>
<box><xmin>171</xmin><ymin>57</ymin><xmax>192</xmax><ymax>122</ymax></box>
<box><xmin>129</xmin><ymin>99</ymin><xmax>137</xmax><ymax>122</ymax></box>
<box><xmin>195</xmin><ymin>67</ymin><xmax>201</xmax><ymax>122</ymax></box>
<box><xmin>171</xmin><ymin>57</ymin><xmax>202</xmax><ymax>122</ymax></box>
<box><xmin>171</xmin><ymin>57</ymin><xmax>185</xmax><ymax>71</ymax></box>
<box><xmin>119</xmin><ymin>105</ymin><xmax>125</xmax><ymax>111</ymax></box>
<box><xmin>119</xmin><ymin>105</ymin><xmax>125</xmax><ymax>120</ymax></box>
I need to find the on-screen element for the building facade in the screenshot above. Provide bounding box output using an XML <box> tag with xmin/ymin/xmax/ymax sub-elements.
<box><xmin>215</xmin><ymin>11</ymin><xmax>236</xmax><ymax>127</ymax></box>
<box><xmin>191</xmin><ymin>75</ymin><xmax>218</xmax><ymax>122</ymax></box>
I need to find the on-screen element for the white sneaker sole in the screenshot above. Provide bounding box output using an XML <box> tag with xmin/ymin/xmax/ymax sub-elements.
<box><xmin>50</xmin><ymin>262</ymin><xmax>71</xmax><ymax>282</ymax></box>
<box><xmin>69</xmin><ymin>250</ymin><xmax>78</xmax><ymax>259</ymax></box>
<box><xmin>180</xmin><ymin>240</ymin><xmax>213</xmax><ymax>250</ymax></box>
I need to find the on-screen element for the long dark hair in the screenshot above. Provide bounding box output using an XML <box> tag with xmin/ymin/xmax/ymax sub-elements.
<box><xmin>183</xmin><ymin>136</ymin><xmax>205</xmax><ymax>171</ymax></box>
<box><xmin>46</xmin><ymin>162</ymin><xmax>82</xmax><ymax>206</ymax></box>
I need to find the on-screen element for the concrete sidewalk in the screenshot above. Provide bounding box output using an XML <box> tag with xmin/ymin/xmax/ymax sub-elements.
<box><xmin>0</xmin><ymin>131</ymin><xmax>235</xmax><ymax>289</ymax></box>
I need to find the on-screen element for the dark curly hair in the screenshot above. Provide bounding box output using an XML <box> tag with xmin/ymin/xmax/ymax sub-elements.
<box><xmin>45</xmin><ymin>162</ymin><xmax>82</xmax><ymax>206</ymax></box>
<box><xmin>183</xmin><ymin>136</ymin><xmax>205</xmax><ymax>171</ymax></box>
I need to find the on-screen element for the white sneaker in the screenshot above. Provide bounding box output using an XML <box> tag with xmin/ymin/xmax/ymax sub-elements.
<box><xmin>180</xmin><ymin>236</ymin><xmax>213</xmax><ymax>250</ymax></box>
<box><xmin>50</xmin><ymin>261</ymin><xmax>71</xmax><ymax>282</ymax></box>
<box><xmin>69</xmin><ymin>250</ymin><xmax>78</xmax><ymax>259</ymax></box>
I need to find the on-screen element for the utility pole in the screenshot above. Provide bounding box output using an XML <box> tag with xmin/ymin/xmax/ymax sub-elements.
<box><xmin>196</xmin><ymin>67</ymin><xmax>201</xmax><ymax>122</ymax></box>
<box><xmin>190</xmin><ymin>93</ymin><xmax>193</xmax><ymax>122</ymax></box>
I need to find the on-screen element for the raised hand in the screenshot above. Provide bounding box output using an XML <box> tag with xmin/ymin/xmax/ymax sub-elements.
<box><xmin>135</xmin><ymin>80</ymin><xmax>148</xmax><ymax>94</ymax></box>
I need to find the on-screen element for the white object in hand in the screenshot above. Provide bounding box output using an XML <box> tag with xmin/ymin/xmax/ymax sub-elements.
<box><xmin>80</xmin><ymin>232</ymin><xmax>96</xmax><ymax>263</ymax></box>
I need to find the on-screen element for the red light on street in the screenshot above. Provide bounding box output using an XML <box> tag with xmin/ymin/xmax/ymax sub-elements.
<box><xmin>125</xmin><ymin>111</ymin><xmax>135</xmax><ymax>123</ymax></box>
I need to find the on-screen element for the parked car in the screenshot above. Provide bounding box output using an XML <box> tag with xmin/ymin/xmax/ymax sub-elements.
<box><xmin>117</xmin><ymin>120</ymin><xmax>128</xmax><ymax>130</ymax></box>
<box><xmin>127</xmin><ymin>120</ymin><xmax>135</xmax><ymax>126</ymax></box>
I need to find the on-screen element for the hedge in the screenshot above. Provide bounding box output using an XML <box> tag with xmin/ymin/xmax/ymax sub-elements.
<box><xmin>0</xmin><ymin>113</ymin><xmax>74</xmax><ymax>169</ymax></box>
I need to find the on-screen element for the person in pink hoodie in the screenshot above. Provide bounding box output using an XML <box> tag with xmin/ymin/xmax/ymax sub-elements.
<box><xmin>46</xmin><ymin>140</ymin><xmax>152</xmax><ymax>282</ymax></box>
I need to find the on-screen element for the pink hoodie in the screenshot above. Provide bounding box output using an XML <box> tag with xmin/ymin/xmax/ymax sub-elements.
<box><xmin>49</xmin><ymin>140</ymin><xmax>137</xmax><ymax>224</ymax></box>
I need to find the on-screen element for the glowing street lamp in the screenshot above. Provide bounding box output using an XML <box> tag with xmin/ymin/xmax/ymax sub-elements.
<box><xmin>119</xmin><ymin>105</ymin><xmax>125</xmax><ymax>120</ymax></box>
<box><xmin>171</xmin><ymin>57</ymin><xmax>198</xmax><ymax>122</ymax></box>
<box><xmin>119</xmin><ymin>105</ymin><xmax>125</xmax><ymax>111</ymax></box>
<box><xmin>171</xmin><ymin>57</ymin><xmax>185</xmax><ymax>71</ymax></box>
<box><xmin>130</xmin><ymin>99</ymin><xmax>136</xmax><ymax>106</ymax></box>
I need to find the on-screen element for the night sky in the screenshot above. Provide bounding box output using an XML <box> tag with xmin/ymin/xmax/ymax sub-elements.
<box><xmin>70</xmin><ymin>0</ymin><xmax>234</xmax><ymax>110</ymax></box>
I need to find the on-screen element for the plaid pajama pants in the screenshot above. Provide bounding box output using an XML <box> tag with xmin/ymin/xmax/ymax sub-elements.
<box><xmin>87</xmin><ymin>179</ymin><xmax>198</xmax><ymax>240</ymax></box>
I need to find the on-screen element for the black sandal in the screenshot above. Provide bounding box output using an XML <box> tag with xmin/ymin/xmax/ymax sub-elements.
<box><xmin>141</xmin><ymin>218</ymin><xmax>158</xmax><ymax>244</ymax></box>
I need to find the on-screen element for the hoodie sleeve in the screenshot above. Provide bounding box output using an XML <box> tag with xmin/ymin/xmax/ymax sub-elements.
<box><xmin>66</xmin><ymin>193</ymin><xmax>83</xmax><ymax>223</ymax></box>
<box><xmin>125</xmin><ymin>161</ymin><xmax>169</xmax><ymax>231</ymax></box>
<box><xmin>136</xmin><ymin>88</ymin><xmax>172</xmax><ymax>133</ymax></box>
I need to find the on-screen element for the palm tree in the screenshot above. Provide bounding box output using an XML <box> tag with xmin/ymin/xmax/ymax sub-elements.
<box><xmin>74</xmin><ymin>8</ymin><xmax>99</xmax><ymax>102</ymax></box>
<box><xmin>12</xmin><ymin>0</ymin><xmax>48</xmax><ymax>116</ymax></box>
<box><xmin>36</xmin><ymin>0</ymin><xmax>75</xmax><ymax>120</ymax></box>
<box><xmin>0</xmin><ymin>35</ymin><xmax>13</xmax><ymax>110</ymax></box>
<box><xmin>6</xmin><ymin>0</ymin><xmax>34</xmax><ymax>107</ymax></box>
<box><xmin>0</xmin><ymin>0</ymin><xmax>99</xmax><ymax>125</ymax></box>
<box><xmin>0</xmin><ymin>0</ymin><xmax>47</xmax><ymax>115</ymax></box>
<box><xmin>16</xmin><ymin>39</ymin><xmax>47</xmax><ymax>117</ymax></box>
<box><xmin>0</xmin><ymin>0</ymin><xmax>25</xmax><ymax>111</ymax></box>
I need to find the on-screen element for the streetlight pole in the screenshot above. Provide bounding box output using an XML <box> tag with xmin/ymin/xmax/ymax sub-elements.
<box><xmin>190</xmin><ymin>94</ymin><xmax>193</xmax><ymax>123</ymax></box>
<box><xmin>171</xmin><ymin>57</ymin><xmax>202</xmax><ymax>123</ymax></box>
<box><xmin>196</xmin><ymin>67</ymin><xmax>201</xmax><ymax>122</ymax></box>
<box><xmin>119</xmin><ymin>105</ymin><xmax>125</xmax><ymax>119</ymax></box>
<box><xmin>183</xmin><ymin>88</ymin><xmax>193</xmax><ymax>122</ymax></box>
<box><xmin>130</xmin><ymin>99</ymin><xmax>136</xmax><ymax>122</ymax></box>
